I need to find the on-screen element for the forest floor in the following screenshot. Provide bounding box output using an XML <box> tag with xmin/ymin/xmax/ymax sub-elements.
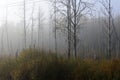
<box><xmin>0</xmin><ymin>48</ymin><xmax>120</xmax><ymax>80</ymax></box>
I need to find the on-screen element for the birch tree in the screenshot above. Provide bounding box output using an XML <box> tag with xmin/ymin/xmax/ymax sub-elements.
<box><xmin>101</xmin><ymin>0</ymin><xmax>119</xmax><ymax>59</ymax></box>
<box><xmin>56</xmin><ymin>0</ymin><xmax>93</xmax><ymax>58</ymax></box>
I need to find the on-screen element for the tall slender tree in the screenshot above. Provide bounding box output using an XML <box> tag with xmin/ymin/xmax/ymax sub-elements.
<box><xmin>73</xmin><ymin>0</ymin><xmax>77</xmax><ymax>58</ymax></box>
<box><xmin>108</xmin><ymin>0</ymin><xmax>112</xmax><ymax>59</ymax></box>
<box><xmin>71</xmin><ymin>0</ymin><xmax>92</xmax><ymax>58</ymax></box>
<box><xmin>67</xmin><ymin>0</ymin><xmax>71</xmax><ymax>58</ymax></box>
<box><xmin>1</xmin><ymin>27</ymin><xmax>4</xmax><ymax>55</ymax></box>
<box><xmin>6</xmin><ymin>6</ymin><xmax>10</xmax><ymax>55</ymax></box>
<box><xmin>54</xmin><ymin>0</ymin><xmax>58</xmax><ymax>54</ymax></box>
<box><xmin>31</xmin><ymin>3</ymin><xmax>35</xmax><ymax>48</ymax></box>
<box><xmin>101</xmin><ymin>0</ymin><xmax>119</xmax><ymax>59</ymax></box>
<box><xmin>38</xmin><ymin>6</ymin><xmax>41</xmax><ymax>48</ymax></box>
<box><xmin>55</xmin><ymin>0</ymin><xmax>93</xmax><ymax>58</ymax></box>
<box><xmin>23</xmin><ymin>0</ymin><xmax>26</xmax><ymax>49</ymax></box>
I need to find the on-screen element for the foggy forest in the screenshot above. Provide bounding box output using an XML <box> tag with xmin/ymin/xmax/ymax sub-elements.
<box><xmin>0</xmin><ymin>0</ymin><xmax>120</xmax><ymax>80</ymax></box>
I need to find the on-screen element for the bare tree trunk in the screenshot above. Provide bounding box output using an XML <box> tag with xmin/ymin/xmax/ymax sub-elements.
<box><xmin>6</xmin><ymin>7</ymin><xmax>10</xmax><ymax>55</ymax></box>
<box><xmin>1</xmin><ymin>27</ymin><xmax>4</xmax><ymax>55</ymax></box>
<box><xmin>101</xmin><ymin>0</ymin><xmax>119</xmax><ymax>59</ymax></box>
<box><xmin>67</xmin><ymin>0</ymin><xmax>71</xmax><ymax>58</ymax></box>
<box><xmin>73</xmin><ymin>0</ymin><xmax>77</xmax><ymax>58</ymax></box>
<box><xmin>54</xmin><ymin>0</ymin><xmax>57</xmax><ymax>54</ymax></box>
<box><xmin>108</xmin><ymin>0</ymin><xmax>112</xmax><ymax>59</ymax></box>
<box><xmin>10</xmin><ymin>40</ymin><xmax>13</xmax><ymax>57</ymax></box>
<box><xmin>31</xmin><ymin>3</ymin><xmax>35</xmax><ymax>48</ymax></box>
<box><xmin>54</xmin><ymin>0</ymin><xmax>92</xmax><ymax>57</ymax></box>
<box><xmin>38</xmin><ymin>7</ymin><xmax>41</xmax><ymax>49</ymax></box>
<box><xmin>24</xmin><ymin>0</ymin><xmax>26</xmax><ymax>49</ymax></box>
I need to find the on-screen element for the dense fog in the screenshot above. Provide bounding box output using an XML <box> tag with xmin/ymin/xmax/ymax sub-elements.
<box><xmin>0</xmin><ymin>0</ymin><xmax>119</xmax><ymax>59</ymax></box>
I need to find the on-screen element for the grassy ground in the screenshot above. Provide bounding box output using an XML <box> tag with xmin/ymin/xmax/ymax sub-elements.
<box><xmin>0</xmin><ymin>49</ymin><xmax>120</xmax><ymax>80</ymax></box>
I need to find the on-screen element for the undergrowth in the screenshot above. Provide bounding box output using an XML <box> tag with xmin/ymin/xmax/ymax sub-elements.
<box><xmin>0</xmin><ymin>48</ymin><xmax>120</xmax><ymax>80</ymax></box>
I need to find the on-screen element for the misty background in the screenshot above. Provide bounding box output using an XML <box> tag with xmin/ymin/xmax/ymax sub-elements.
<box><xmin>0</xmin><ymin>0</ymin><xmax>120</xmax><ymax>59</ymax></box>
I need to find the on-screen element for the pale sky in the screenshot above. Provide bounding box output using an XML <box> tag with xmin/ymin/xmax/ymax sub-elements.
<box><xmin>0</xmin><ymin>0</ymin><xmax>119</xmax><ymax>25</ymax></box>
<box><xmin>0</xmin><ymin>0</ymin><xmax>50</xmax><ymax>25</ymax></box>
<box><xmin>112</xmin><ymin>0</ymin><xmax>120</xmax><ymax>14</ymax></box>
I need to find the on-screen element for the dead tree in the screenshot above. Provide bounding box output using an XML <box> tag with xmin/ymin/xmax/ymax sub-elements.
<box><xmin>31</xmin><ymin>3</ymin><xmax>35</xmax><ymax>48</ymax></box>
<box><xmin>38</xmin><ymin>7</ymin><xmax>41</xmax><ymax>48</ymax></box>
<box><xmin>67</xmin><ymin>0</ymin><xmax>72</xmax><ymax>58</ymax></box>
<box><xmin>50</xmin><ymin>0</ymin><xmax>72</xmax><ymax>57</ymax></box>
<box><xmin>108</xmin><ymin>0</ymin><xmax>112</xmax><ymax>59</ymax></box>
<box><xmin>1</xmin><ymin>27</ymin><xmax>4</xmax><ymax>55</ymax></box>
<box><xmin>38</xmin><ymin>6</ymin><xmax>45</xmax><ymax>51</ymax></box>
<box><xmin>23</xmin><ymin>0</ymin><xmax>26</xmax><ymax>49</ymax></box>
<box><xmin>55</xmin><ymin>0</ymin><xmax>93</xmax><ymax>58</ymax></box>
<box><xmin>54</xmin><ymin>0</ymin><xmax>58</xmax><ymax>54</ymax></box>
<box><xmin>6</xmin><ymin>7</ymin><xmax>10</xmax><ymax>55</ymax></box>
<box><xmin>70</xmin><ymin>0</ymin><xmax>93</xmax><ymax>58</ymax></box>
<box><xmin>72</xmin><ymin>0</ymin><xmax>77</xmax><ymax>58</ymax></box>
<box><xmin>101</xmin><ymin>0</ymin><xmax>119</xmax><ymax>59</ymax></box>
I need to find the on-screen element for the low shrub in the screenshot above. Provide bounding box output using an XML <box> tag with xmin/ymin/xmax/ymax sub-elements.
<box><xmin>0</xmin><ymin>49</ymin><xmax>120</xmax><ymax>80</ymax></box>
